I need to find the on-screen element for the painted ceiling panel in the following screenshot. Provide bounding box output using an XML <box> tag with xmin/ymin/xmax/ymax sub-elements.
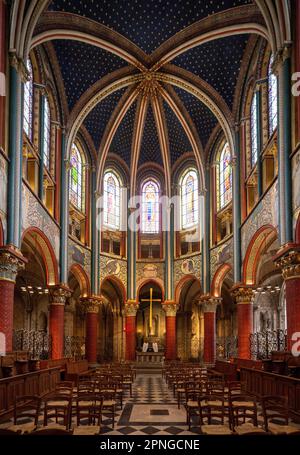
<box><xmin>172</xmin><ymin>34</ymin><xmax>249</xmax><ymax>109</ymax></box>
<box><xmin>138</xmin><ymin>103</ymin><xmax>163</xmax><ymax>166</ymax></box>
<box><xmin>173</xmin><ymin>86</ymin><xmax>218</xmax><ymax>148</ymax></box>
<box><xmin>49</xmin><ymin>0</ymin><xmax>252</xmax><ymax>54</ymax></box>
<box><xmin>83</xmin><ymin>88</ymin><xmax>127</xmax><ymax>152</ymax></box>
<box><xmin>109</xmin><ymin>100</ymin><xmax>137</xmax><ymax>167</ymax></box>
<box><xmin>162</xmin><ymin>100</ymin><xmax>192</xmax><ymax>166</ymax></box>
<box><xmin>52</xmin><ymin>39</ymin><xmax>126</xmax><ymax>110</ymax></box>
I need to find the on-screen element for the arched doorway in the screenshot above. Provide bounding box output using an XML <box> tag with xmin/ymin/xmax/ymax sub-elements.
<box><xmin>100</xmin><ymin>276</ymin><xmax>125</xmax><ymax>362</ymax></box>
<box><xmin>175</xmin><ymin>276</ymin><xmax>202</xmax><ymax>361</ymax></box>
<box><xmin>136</xmin><ymin>280</ymin><xmax>164</xmax><ymax>351</ymax></box>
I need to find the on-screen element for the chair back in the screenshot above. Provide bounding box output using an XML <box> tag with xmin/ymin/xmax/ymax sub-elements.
<box><xmin>14</xmin><ymin>395</ymin><xmax>41</xmax><ymax>426</ymax></box>
<box><xmin>43</xmin><ymin>394</ymin><xmax>72</xmax><ymax>429</ymax></box>
<box><xmin>199</xmin><ymin>395</ymin><xmax>226</xmax><ymax>426</ymax></box>
<box><xmin>261</xmin><ymin>395</ymin><xmax>289</xmax><ymax>431</ymax></box>
<box><xmin>76</xmin><ymin>395</ymin><xmax>103</xmax><ymax>427</ymax></box>
<box><xmin>230</xmin><ymin>394</ymin><xmax>258</xmax><ymax>429</ymax></box>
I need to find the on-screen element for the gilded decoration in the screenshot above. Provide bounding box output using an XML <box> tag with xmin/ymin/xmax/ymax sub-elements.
<box><xmin>162</xmin><ymin>302</ymin><xmax>178</xmax><ymax>317</ymax></box>
<box><xmin>50</xmin><ymin>285</ymin><xmax>71</xmax><ymax>305</ymax></box>
<box><xmin>241</xmin><ymin>183</ymin><xmax>278</xmax><ymax>261</ymax></box>
<box><xmin>125</xmin><ymin>300</ymin><xmax>139</xmax><ymax>317</ymax></box>
<box><xmin>68</xmin><ymin>238</ymin><xmax>91</xmax><ymax>277</ymax></box>
<box><xmin>100</xmin><ymin>255</ymin><xmax>127</xmax><ymax>288</ymax></box>
<box><xmin>292</xmin><ymin>148</ymin><xmax>300</xmax><ymax>223</ymax></box>
<box><xmin>199</xmin><ymin>295</ymin><xmax>221</xmax><ymax>313</ymax></box>
<box><xmin>174</xmin><ymin>255</ymin><xmax>201</xmax><ymax>286</ymax></box>
<box><xmin>22</xmin><ymin>184</ymin><xmax>60</xmax><ymax>260</ymax></box>
<box><xmin>136</xmin><ymin>261</ymin><xmax>164</xmax><ymax>282</ymax></box>
<box><xmin>230</xmin><ymin>285</ymin><xmax>254</xmax><ymax>304</ymax></box>
<box><xmin>0</xmin><ymin>247</ymin><xmax>26</xmax><ymax>282</ymax></box>
<box><xmin>80</xmin><ymin>296</ymin><xmax>102</xmax><ymax>314</ymax></box>
<box><xmin>0</xmin><ymin>155</ymin><xmax>7</xmax><ymax>221</ymax></box>
<box><xmin>275</xmin><ymin>247</ymin><xmax>300</xmax><ymax>281</ymax></box>
<box><xmin>210</xmin><ymin>239</ymin><xmax>233</xmax><ymax>279</ymax></box>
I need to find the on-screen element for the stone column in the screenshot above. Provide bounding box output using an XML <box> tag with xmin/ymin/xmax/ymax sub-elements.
<box><xmin>274</xmin><ymin>246</ymin><xmax>300</xmax><ymax>351</ymax></box>
<box><xmin>50</xmin><ymin>285</ymin><xmax>71</xmax><ymax>360</ymax></box>
<box><xmin>124</xmin><ymin>300</ymin><xmax>138</xmax><ymax>361</ymax></box>
<box><xmin>200</xmin><ymin>296</ymin><xmax>220</xmax><ymax>365</ymax></box>
<box><xmin>81</xmin><ymin>296</ymin><xmax>102</xmax><ymax>364</ymax></box>
<box><xmin>0</xmin><ymin>247</ymin><xmax>25</xmax><ymax>351</ymax></box>
<box><xmin>163</xmin><ymin>301</ymin><xmax>178</xmax><ymax>360</ymax></box>
<box><xmin>231</xmin><ymin>285</ymin><xmax>254</xmax><ymax>359</ymax></box>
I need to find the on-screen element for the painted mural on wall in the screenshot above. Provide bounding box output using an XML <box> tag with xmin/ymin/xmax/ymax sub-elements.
<box><xmin>68</xmin><ymin>238</ymin><xmax>91</xmax><ymax>277</ymax></box>
<box><xmin>136</xmin><ymin>261</ymin><xmax>164</xmax><ymax>283</ymax></box>
<box><xmin>174</xmin><ymin>255</ymin><xmax>201</xmax><ymax>286</ymax></box>
<box><xmin>292</xmin><ymin>148</ymin><xmax>300</xmax><ymax>233</ymax></box>
<box><xmin>22</xmin><ymin>184</ymin><xmax>60</xmax><ymax>259</ymax></box>
<box><xmin>100</xmin><ymin>254</ymin><xmax>127</xmax><ymax>288</ymax></box>
<box><xmin>0</xmin><ymin>154</ymin><xmax>7</xmax><ymax>240</ymax></box>
<box><xmin>241</xmin><ymin>182</ymin><xmax>279</xmax><ymax>261</ymax></box>
<box><xmin>210</xmin><ymin>237</ymin><xmax>233</xmax><ymax>279</ymax></box>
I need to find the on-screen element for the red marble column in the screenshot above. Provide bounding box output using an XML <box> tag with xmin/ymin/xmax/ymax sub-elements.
<box><xmin>201</xmin><ymin>297</ymin><xmax>220</xmax><ymax>365</ymax></box>
<box><xmin>231</xmin><ymin>285</ymin><xmax>253</xmax><ymax>359</ymax></box>
<box><xmin>275</xmin><ymin>246</ymin><xmax>300</xmax><ymax>352</ymax></box>
<box><xmin>81</xmin><ymin>296</ymin><xmax>101</xmax><ymax>363</ymax></box>
<box><xmin>163</xmin><ymin>302</ymin><xmax>178</xmax><ymax>360</ymax></box>
<box><xmin>0</xmin><ymin>247</ymin><xmax>25</xmax><ymax>352</ymax></box>
<box><xmin>125</xmin><ymin>301</ymin><xmax>138</xmax><ymax>361</ymax></box>
<box><xmin>50</xmin><ymin>286</ymin><xmax>71</xmax><ymax>360</ymax></box>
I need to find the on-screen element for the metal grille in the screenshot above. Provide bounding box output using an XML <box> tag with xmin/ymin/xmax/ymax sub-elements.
<box><xmin>64</xmin><ymin>336</ymin><xmax>85</xmax><ymax>359</ymax></box>
<box><xmin>13</xmin><ymin>330</ymin><xmax>52</xmax><ymax>359</ymax></box>
<box><xmin>216</xmin><ymin>336</ymin><xmax>238</xmax><ymax>359</ymax></box>
<box><xmin>250</xmin><ymin>329</ymin><xmax>287</xmax><ymax>359</ymax></box>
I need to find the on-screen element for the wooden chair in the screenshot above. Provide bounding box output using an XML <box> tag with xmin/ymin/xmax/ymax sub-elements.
<box><xmin>55</xmin><ymin>381</ymin><xmax>74</xmax><ymax>396</ymax></box>
<box><xmin>73</xmin><ymin>395</ymin><xmax>103</xmax><ymax>435</ymax></box>
<box><xmin>261</xmin><ymin>395</ymin><xmax>300</xmax><ymax>434</ymax></box>
<box><xmin>43</xmin><ymin>394</ymin><xmax>72</xmax><ymax>430</ymax></box>
<box><xmin>99</xmin><ymin>389</ymin><xmax>117</xmax><ymax>428</ymax></box>
<box><xmin>185</xmin><ymin>383</ymin><xmax>202</xmax><ymax>430</ymax></box>
<box><xmin>230</xmin><ymin>395</ymin><xmax>265</xmax><ymax>434</ymax></box>
<box><xmin>9</xmin><ymin>395</ymin><xmax>41</xmax><ymax>434</ymax></box>
<box><xmin>199</xmin><ymin>395</ymin><xmax>233</xmax><ymax>435</ymax></box>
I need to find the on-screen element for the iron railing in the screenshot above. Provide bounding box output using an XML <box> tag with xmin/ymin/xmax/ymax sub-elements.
<box><xmin>13</xmin><ymin>329</ymin><xmax>52</xmax><ymax>359</ymax></box>
<box><xmin>250</xmin><ymin>329</ymin><xmax>287</xmax><ymax>359</ymax></box>
<box><xmin>216</xmin><ymin>336</ymin><xmax>238</xmax><ymax>359</ymax></box>
<box><xmin>64</xmin><ymin>336</ymin><xmax>85</xmax><ymax>359</ymax></box>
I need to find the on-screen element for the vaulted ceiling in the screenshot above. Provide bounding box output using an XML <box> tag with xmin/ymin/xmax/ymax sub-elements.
<box><xmin>31</xmin><ymin>0</ymin><xmax>268</xmax><ymax>188</ymax></box>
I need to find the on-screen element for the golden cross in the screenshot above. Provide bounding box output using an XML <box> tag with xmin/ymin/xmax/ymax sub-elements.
<box><xmin>140</xmin><ymin>287</ymin><xmax>162</xmax><ymax>335</ymax></box>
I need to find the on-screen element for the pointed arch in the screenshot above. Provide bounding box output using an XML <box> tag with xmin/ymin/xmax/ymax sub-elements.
<box><xmin>21</xmin><ymin>227</ymin><xmax>59</xmax><ymax>286</ymax></box>
<box><xmin>175</xmin><ymin>275</ymin><xmax>202</xmax><ymax>304</ymax></box>
<box><xmin>100</xmin><ymin>275</ymin><xmax>127</xmax><ymax>304</ymax></box>
<box><xmin>136</xmin><ymin>278</ymin><xmax>165</xmax><ymax>303</ymax></box>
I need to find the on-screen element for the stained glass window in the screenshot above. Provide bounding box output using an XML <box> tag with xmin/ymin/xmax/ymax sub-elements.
<box><xmin>268</xmin><ymin>54</ymin><xmax>278</xmax><ymax>136</ymax></box>
<box><xmin>43</xmin><ymin>97</ymin><xmax>51</xmax><ymax>169</ymax></box>
<box><xmin>141</xmin><ymin>180</ymin><xmax>160</xmax><ymax>233</ymax></box>
<box><xmin>103</xmin><ymin>171</ymin><xmax>121</xmax><ymax>229</ymax></box>
<box><xmin>69</xmin><ymin>143</ymin><xmax>84</xmax><ymax>212</ymax></box>
<box><xmin>23</xmin><ymin>58</ymin><xmax>33</xmax><ymax>140</ymax></box>
<box><xmin>181</xmin><ymin>169</ymin><xmax>198</xmax><ymax>230</ymax></box>
<box><xmin>218</xmin><ymin>143</ymin><xmax>232</xmax><ymax>210</ymax></box>
<box><xmin>250</xmin><ymin>94</ymin><xmax>258</xmax><ymax>167</ymax></box>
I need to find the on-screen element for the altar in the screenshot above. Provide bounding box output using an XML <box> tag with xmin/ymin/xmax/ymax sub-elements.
<box><xmin>136</xmin><ymin>351</ymin><xmax>164</xmax><ymax>364</ymax></box>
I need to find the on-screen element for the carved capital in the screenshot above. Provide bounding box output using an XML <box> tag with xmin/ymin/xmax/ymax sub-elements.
<box><xmin>50</xmin><ymin>285</ymin><xmax>71</xmax><ymax>306</ymax></box>
<box><xmin>274</xmin><ymin>245</ymin><xmax>300</xmax><ymax>281</ymax></box>
<box><xmin>162</xmin><ymin>301</ymin><xmax>178</xmax><ymax>317</ymax></box>
<box><xmin>199</xmin><ymin>294</ymin><xmax>221</xmax><ymax>313</ymax></box>
<box><xmin>230</xmin><ymin>284</ymin><xmax>253</xmax><ymax>304</ymax></box>
<box><xmin>9</xmin><ymin>52</ymin><xmax>28</xmax><ymax>82</ymax></box>
<box><xmin>80</xmin><ymin>295</ymin><xmax>103</xmax><ymax>314</ymax></box>
<box><xmin>125</xmin><ymin>300</ymin><xmax>139</xmax><ymax>316</ymax></box>
<box><xmin>0</xmin><ymin>247</ymin><xmax>26</xmax><ymax>282</ymax></box>
<box><xmin>272</xmin><ymin>42</ymin><xmax>292</xmax><ymax>75</ymax></box>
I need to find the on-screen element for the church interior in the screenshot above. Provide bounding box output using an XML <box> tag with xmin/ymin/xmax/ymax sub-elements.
<box><xmin>0</xmin><ymin>0</ymin><xmax>300</xmax><ymax>437</ymax></box>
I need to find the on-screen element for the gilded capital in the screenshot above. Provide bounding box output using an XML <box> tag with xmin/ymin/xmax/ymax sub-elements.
<box><xmin>125</xmin><ymin>300</ymin><xmax>139</xmax><ymax>316</ymax></box>
<box><xmin>81</xmin><ymin>295</ymin><xmax>103</xmax><ymax>314</ymax></box>
<box><xmin>199</xmin><ymin>295</ymin><xmax>221</xmax><ymax>313</ymax></box>
<box><xmin>0</xmin><ymin>247</ymin><xmax>26</xmax><ymax>282</ymax></box>
<box><xmin>50</xmin><ymin>285</ymin><xmax>71</xmax><ymax>306</ymax></box>
<box><xmin>230</xmin><ymin>284</ymin><xmax>253</xmax><ymax>304</ymax></box>
<box><xmin>162</xmin><ymin>302</ymin><xmax>178</xmax><ymax>317</ymax></box>
<box><xmin>274</xmin><ymin>246</ymin><xmax>300</xmax><ymax>281</ymax></box>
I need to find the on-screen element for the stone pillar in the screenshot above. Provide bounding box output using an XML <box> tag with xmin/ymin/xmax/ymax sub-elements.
<box><xmin>0</xmin><ymin>247</ymin><xmax>25</xmax><ymax>351</ymax></box>
<box><xmin>231</xmin><ymin>285</ymin><xmax>253</xmax><ymax>359</ymax></box>
<box><xmin>274</xmin><ymin>246</ymin><xmax>300</xmax><ymax>351</ymax></box>
<box><xmin>50</xmin><ymin>285</ymin><xmax>71</xmax><ymax>360</ymax></box>
<box><xmin>124</xmin><ymin>300</ymin><xmax>138</xmax><ymax>361</ymax></box>
<box><xmin>163</xmin><ymin>301</ymin><xmax>178</xmax><ymax>360</ymax></box>
<box><xmin>81</xmin><ymin>296</ymin><xmax>102</xmax><ymax>364</ymax></box>
<box><xmin>200</xmin><ymin>296</ymin><xmax>220</xmax><ymax>365</ymax></box>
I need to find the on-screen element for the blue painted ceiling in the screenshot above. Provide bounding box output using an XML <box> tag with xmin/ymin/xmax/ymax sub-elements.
<box><xmin>45</xmin><ymin>1</ymin><xmax>255</xmax><ymax>166</ymax></box>
<box><xmin>139</xmin><ymin>102</ymin><xmax>163</xmax><ymax>167</ymax></box>
<box><xmin>49</xmin><ymin>0</ymin><xmax>252</xmax><ymax>54</ymax></box>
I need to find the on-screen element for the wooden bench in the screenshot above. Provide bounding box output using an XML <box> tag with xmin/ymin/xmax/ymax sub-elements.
<box><xmin>207</xmin><ymin>359</ymin><xmax>237</xmax><ymax>382</ymax></box>
<box><xmin>0</xmin><ymin>352</ymin><xmax>30</xmax><ymax>378</ymax></box>
<box><xmin>65</xmin><ymin>360</ymin><xmax>96</xmax><ymax>383</ymax></box>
